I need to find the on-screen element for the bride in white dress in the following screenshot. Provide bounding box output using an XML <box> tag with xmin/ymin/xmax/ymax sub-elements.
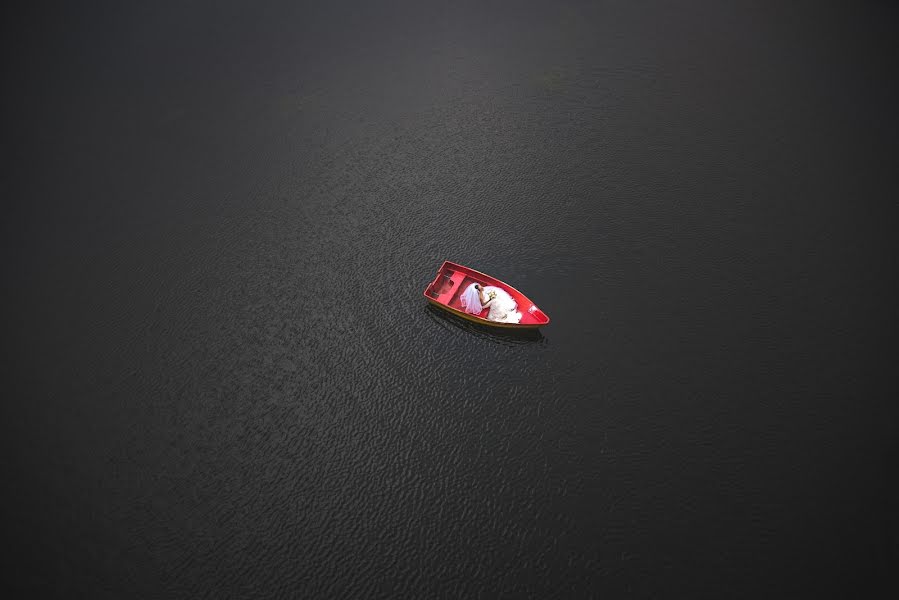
<box><xmin>459</xmin><ymin>283</ymin><xmax>522</xmax><ymax>324</ymax></box>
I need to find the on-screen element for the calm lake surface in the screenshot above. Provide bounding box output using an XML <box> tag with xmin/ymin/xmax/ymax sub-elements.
<box><xmin>4</xmin><ymin>1</ymin><xmax>897</xmax><ymax>597</ymax></box>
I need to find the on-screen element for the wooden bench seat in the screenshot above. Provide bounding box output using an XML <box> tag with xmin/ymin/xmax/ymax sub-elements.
<box><xmin>436</xmin><ymin>270</ymin><xmax>467</xmax><ymax>304</ymax></box>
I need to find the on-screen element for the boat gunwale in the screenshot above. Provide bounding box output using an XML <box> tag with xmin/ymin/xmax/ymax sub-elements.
<box><xmin>423</xmin><ymin>260</ymin><xmax>550</xmax><ymax>327</ymax></box>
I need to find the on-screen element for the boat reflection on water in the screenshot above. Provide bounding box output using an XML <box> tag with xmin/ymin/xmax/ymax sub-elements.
<box><xmin>425</xmin><ymin>305</ymin><xmax>547</xmax><ymax>347</ymax></box>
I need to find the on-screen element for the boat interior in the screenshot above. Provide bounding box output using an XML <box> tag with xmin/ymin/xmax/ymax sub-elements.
<box><xmin>425</xmin><ymin>266</ymin><xmax>549</xmax><ymax>325</ymax></box>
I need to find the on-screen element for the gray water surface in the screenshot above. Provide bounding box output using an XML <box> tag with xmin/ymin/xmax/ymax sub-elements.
<box><xmin>4</xmin><ymin>1</ymin><xmax>897</xmax><ymax>597</ymax></box>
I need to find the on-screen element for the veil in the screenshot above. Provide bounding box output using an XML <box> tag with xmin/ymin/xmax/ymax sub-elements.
<box><xmin>459</xmin><ymin>283</ymin><xmax>483</xmax><ymax>314</ymax></box>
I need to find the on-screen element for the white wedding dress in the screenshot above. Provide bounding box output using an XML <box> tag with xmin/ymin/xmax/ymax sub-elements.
<box><xmin>481</xmin><ymin>286</ymin><xmax>522</xmax><ymax>324</ymax></box>
<box><xmin>459</xmin><ymin>283</ymin><xmax>523</xmax><ymax>324</ymax></box>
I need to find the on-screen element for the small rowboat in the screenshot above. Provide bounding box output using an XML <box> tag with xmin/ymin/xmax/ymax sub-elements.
<box><xmin>423</xmin><ymin>261</ymin><xmax>550</xmax><ymax>329</ymax></box>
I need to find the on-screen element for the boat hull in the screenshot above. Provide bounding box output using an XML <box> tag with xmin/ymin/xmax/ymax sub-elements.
<box><xmin>426</xmin><ymin>299</ymin><xmax>545</xmax><ymax>329</ymax></box>
<box><xmin>422</xmin><ymin>261</ymin><xmax>550</xmax><ymax>329</ymax></box>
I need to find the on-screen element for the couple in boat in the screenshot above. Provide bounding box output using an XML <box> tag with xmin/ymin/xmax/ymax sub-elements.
<box><xmin>459</xmin><ymin>283</ymin><xmax>522</xmax><ymax>324</ymax></box>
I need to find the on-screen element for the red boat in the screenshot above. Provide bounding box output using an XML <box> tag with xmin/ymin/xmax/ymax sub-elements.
<box><xmin>423</xmin><ymin>261</ymin><xmax>550</xmax><ymax>329</ymax></box>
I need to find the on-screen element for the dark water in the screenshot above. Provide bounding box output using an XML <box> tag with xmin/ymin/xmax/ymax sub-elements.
<box><xmin>4</xmin><ymin>1</ymin><xmax>898</xmax><ymax>597</ymax></box>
